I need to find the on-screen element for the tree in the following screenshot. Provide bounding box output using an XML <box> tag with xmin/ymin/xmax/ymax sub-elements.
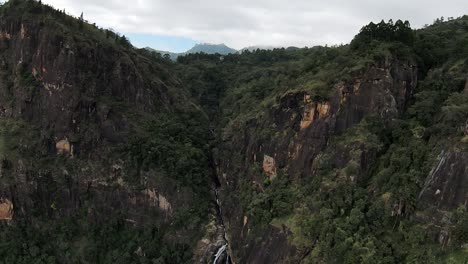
<box><xmin>118</xmin><ymin>35</ymin><xmax>131</xmax><ymax>48</ymax></box>
<box><xmin>78</xmin><ymin>12</ymin><xmax>83</xmax><ymax>30</ymax></box>
<box><xmin>351</xmin><ymin>19</ymin><xmax>414</xmax><ymax>50</ymax></box>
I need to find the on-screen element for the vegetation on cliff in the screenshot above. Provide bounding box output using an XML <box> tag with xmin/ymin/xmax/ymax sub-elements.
<box><xmin>177</xmin><ymin>18</ymin><xmax>468</xmax><ymax>263</ymax></box>
<box><xmin>0</xmin><ymin>0</ymin><xmax>467</xmax><ymax>263</ymax></box>
<box><xmin>0</xmin><ymin>1</ymin><xmax>212</xmax><ymax>263</ymax></box>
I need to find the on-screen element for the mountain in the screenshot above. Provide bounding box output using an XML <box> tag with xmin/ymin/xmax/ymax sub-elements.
<box><xmin>0</xmin><ymin>1</ymin><xmax>467</xmax><ymax>263</ymax></box>
<box><xmin>145</xmin><ymin>47</ymin><xmax>180</xmax><ymax>60</ymax></box>
<box><xmin>0</xmin><ymin>1</ymin><xmax>215</xmax><ymax>262</ymax></box>
<box><xmin>186</xmin><ymin>43</ymin><xmax>237</xmax><ymax>55</ymax></box>
<box><xmin>177</xmin><ymin>18</ymin><xmax>468</xmax><ymax>263</ymax></box>
<box><xmin>146</xmin><ymin>43</ymin><xmax>237</xmax><ymax>60</ymax></box>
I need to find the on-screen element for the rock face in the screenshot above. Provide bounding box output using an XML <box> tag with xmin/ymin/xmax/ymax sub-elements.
<box><xmin>300</xmin><ymin>94</ymin><xmax>331</xmax><ymax>130</ymax></box>
<box><xmin>419</xmin><ymin>151</ymin><xmax>468</xmax><ymax>210</ymax></box>
<box><xmin>55</xmin><ymin>138</ymin><xmax>72</xmax><ymax>155</ymax></box>
<box><xmin>217</xmin><ymin>59</ymin><xmax>418</xmax><ymax>262</ymax></box>
<box><xmin>0</xmin><ymin>5</ymin><xmax>194</xmax><ymax>233</ymax></box>
<box><xmin>262</xmin><ymin>155</ymin><xmax>277</xmax><ymax>180</ymax></box>
<box><xmin>0</xmin><ymin>19</ymin><xmax>175</xmax><ymax>150</ymax></box>
<box><xmin>0</xmin><ymin>198</ymin><xmax>13</xmax><ymax>220</ymax></box>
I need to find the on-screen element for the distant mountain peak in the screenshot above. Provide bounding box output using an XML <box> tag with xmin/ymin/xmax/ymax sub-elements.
<box><xmin>187</xmin><ymin>43</ymin><xmax>237</xmax><ymax>55</ymax></box>
<box><xmin>146</xmin><ymin>43</ymin><xmax>238</xmax><ymax>60</ymax></box>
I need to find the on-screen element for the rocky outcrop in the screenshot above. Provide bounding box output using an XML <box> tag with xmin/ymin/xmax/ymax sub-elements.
<box><xmin>217</xmin><ymin>59</ymin><xmax>418</xmax><ymax>263</ymax></box>
<box><xmin>300</xmin><ymin>94</ymin><xmax>330</xmax><ymax>130</ymax></box>
<box><xmin>0</xmin><ymin>5</ymin><xmax>197</xmax><ymax>237</ymax></box>
<box><xmin>262</xmin><ymin>155</ymin><xmax>277</xmax><ymax>180</ymax></box>
<box><xmin>419</xmin><ymin>151</ymin><xmax>468</xmax><ymax>210</ymax></box>
<box><xmin>55</xmin><ymin>138</ymin><xmax>72</xmax><ymax>155</ymax></box>
<box><xmin>0</xmin><ymin>198</ymin><xmax>13</xmax><ymax>220</ymax></box>
<box><xmin>144</xmin><ymin>188</ymin><xmax>172</xmax><ymax>213</ymax></box>
<box><xmin>0</xmin><ymin>19</ymin><xmax>179</xmax><ymax>156</ymax></box>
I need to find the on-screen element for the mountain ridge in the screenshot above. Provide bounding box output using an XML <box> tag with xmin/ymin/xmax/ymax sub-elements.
<box><xmin>146</xmin><ymin>43</ymin><xmax>289</xmax><ymax>60</ymax></box>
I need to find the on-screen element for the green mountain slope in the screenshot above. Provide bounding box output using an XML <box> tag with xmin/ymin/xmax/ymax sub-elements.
<box><xmin>186</xmin><ymin>43</ymin><xmax>237</xmax><ymax>55</ymax></box>
<box><xmin>0</xmin><ymin>0</ymin><xmax>215</xmax><ymax>263</ymax></box>
<box><xmin>0</xmin><ymin>1</ymin><xmax>467</xmax><ymax>263</ymax></box>
<box><xmin>177</xmin><ymin>18</ymin><xmax>468</xmax><ymax>263</ymax></box>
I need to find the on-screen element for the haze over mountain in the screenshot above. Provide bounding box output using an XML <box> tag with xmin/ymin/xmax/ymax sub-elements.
<box><xmin>147</xmin><ymin>43</ymin><xmax>277</xmax><ymax>60</ymax></box>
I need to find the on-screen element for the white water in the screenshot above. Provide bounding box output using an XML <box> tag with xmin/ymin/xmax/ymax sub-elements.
<box><xmin>213</xmin><ymin>244</ymin><xmax>228</xmax><ymax>264</ymax></box>
<box><xmin>213</xmin><ymin>188</ymin><xmax>230</xmax><ymax>264</ymax></box>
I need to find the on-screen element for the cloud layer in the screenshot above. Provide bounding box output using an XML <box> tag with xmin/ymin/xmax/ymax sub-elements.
<box><xmin>42</xmin><ymin>0</ymin><xmax>468</xmax><ymax>49</ymax></box>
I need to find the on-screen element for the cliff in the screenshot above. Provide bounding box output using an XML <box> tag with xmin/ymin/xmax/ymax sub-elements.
<box><xmin>216</xmin><ymin>57</ymin><xmax>419</xmax><ymax>263</ymax></box>
<box><xmin>0</xmin><ymin>1</ymin><xmax>467</xmax><ymax>263</ymax></box>
<box><xmin>0</xmin><ymin>1</ymin><xmax>214</xmax><ymax>263</ymax></box>
<box><xmin>177</xmin><ymin>18</ymin><xmax>468</xmax><ymax>263</ymax></box>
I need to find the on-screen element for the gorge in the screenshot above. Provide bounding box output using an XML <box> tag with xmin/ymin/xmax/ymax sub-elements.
<box><xmin>0</xmin><ymin>0</ymin><xmax>467</xmax><ymax>263</ymax></box>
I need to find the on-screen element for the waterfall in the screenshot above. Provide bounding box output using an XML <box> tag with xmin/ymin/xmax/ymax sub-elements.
<box><xmin>212</xmin><ymin>188</ymin><xmax>231</xmax><ymax>264</ymax></box>
<box><xmin>213</xmin><ymin>244</ymin><xmax>227</xmax><ymax>264</ymax></box>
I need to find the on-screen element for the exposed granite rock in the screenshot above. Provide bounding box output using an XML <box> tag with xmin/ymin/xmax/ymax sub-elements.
<box><xmin>0</xmin><ymin>198</ymin><xmax>13</xmax><ymax>220</ymax></box>
<box><xmin>217</xmin><ymin>59</ymin><xmax>418</xmax><ymax>263</ymax></box>
<box><xmin>300</xmin><ymin>94</ymin><xmax>331</xmax><ymax>130</ymax></box>
<box><xmin>419</xmin><ymin>151</ymin><xmax>468</xmax><ymax>210</ymax></box>
<box><xmin>0</xmin><ymin>11</ymin><xmax>196</xmax><ymax>233</ymax></box>
<box><xmin>262</xmin><ymin>154</ymin><xmax>277</xmax><ymax>180</ymax></box>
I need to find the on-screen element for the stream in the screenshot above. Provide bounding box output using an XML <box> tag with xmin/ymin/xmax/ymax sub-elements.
<box><xmin>212</xmin><ymin>188</ymin><xmax>231</xmax><ymax>264</ymax></box>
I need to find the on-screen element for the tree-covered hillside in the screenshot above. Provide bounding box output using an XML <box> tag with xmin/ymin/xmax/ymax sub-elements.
<box><xmin>177</xmin><ymin>17</ymin><xmax>468</xmax><ymax>263</ymax></box>
<box><xmin>0</xmin><ymin>0</ymin><xmax>467</xmax><ymax>263</ymax></box>
<box><xmin>0</xmin><ymin>1</ymin><xmax>214</xmax><ymax>263</ymax></box>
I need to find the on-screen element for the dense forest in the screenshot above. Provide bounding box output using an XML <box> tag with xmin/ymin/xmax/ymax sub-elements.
<box><xmin>176</xmin><ymin>16</ymin><xmax>468</xmax><ymax>264</ymax></box>
<box><xmin>0</xmin><ymin>0</ymin><xmax>467</xmax><ymax>263</ymax></box>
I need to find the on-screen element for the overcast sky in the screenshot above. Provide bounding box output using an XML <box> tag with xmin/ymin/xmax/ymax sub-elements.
<box><xmin>39</xmin><ymin>0</ymin><xmax>468</xmax><ymax>52</ymax></box>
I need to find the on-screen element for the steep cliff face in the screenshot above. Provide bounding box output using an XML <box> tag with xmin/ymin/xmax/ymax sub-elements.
<box><xmin>0</xmin><ymin>16</ymin><xmax>176</xmax><ymax>146</ymax></box>
<box><xmin>0</xmin><ymin>7</ymin><xmax>178</xmax><ymax>220</ymax></box>
<box><xmin>0</xmin><ymin>2</ymin><xmax>214</xmax><ymax>262</ymax></box>
<box><xmin>1</xmin><ymin>1</ymin><xmax>468</xmax><ymax>262</ymax></box>
<box><xmin>420</xmin><ymin>151</ymin><xmax>468</xmax><ymax>210</ymax></box>
<box><xmin>215</xmin><ymin>58</ymin><xmax>418</xmax><ymax>262</ymax></box>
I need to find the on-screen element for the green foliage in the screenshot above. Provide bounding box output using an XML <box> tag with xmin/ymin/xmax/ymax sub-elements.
<box><xmin>351</xmin><ymin>19</ymin><xmax>414</xmax><ymax>50</ymax></box>
<box><xmin>0</xmin><ymin>119</ymin><xmax>38</xmax><ymax>160</ymax></box>
<box><xmin>175</xmin><ymin>15</ymin><xmax>468</xmax><ymax>263</ymax></box>
<box><xmin>0</xmin><ymin>0</ymin><xmax>139</xmax><ymax>51</ymax></box>
<box><xmin>126</xmin><ymin>112</ymin><xmax>211</xmax><ymax>187</ymax></box>
<box><xmin>240</xmin><ymin>173</ymin><xmax>296</xmax><ymax>228</ymax></box>
<box><xmin>452</xmin><ymin>206</ymin><xmax>468</xmax><ymax>246</ymax></box>
<box><xmin>414</xmin><ymin>15</ymin><xmax>468</xmax><ymax>74</ymax></box>
<box><xmin>0</xmin><ymin>215</ymin><xmax>192</xmax><ymax>264</ymax></box>
<box><xmin>443</xmin><ymin>248</ymin><xmax>468</xmax><ymax>264</ymax></box>
<box><xmin>1</xmin><ymin>2</ymin><xmax>468</xmax><ymax>262</ymax></box>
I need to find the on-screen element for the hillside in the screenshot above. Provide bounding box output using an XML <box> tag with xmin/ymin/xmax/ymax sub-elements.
<box><xmin>0</xmin><ymin>1</ymin><xmax>216</xmax><ymax>263</ymax></box>
<box><xmin>177</xmin><ymin>18</ymin><xmax>468</xmax><ymax>263</ymax></box>
<box><xmin>0</xmin><ymin>1</ymin><xmax>467</xmax><ymax>263</ymax></box>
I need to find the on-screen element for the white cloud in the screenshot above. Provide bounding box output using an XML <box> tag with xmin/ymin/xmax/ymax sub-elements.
<box><xmin>41</xmin><ymin>0</ymin><xmax>468</xmax><ymax>49</ymax></box>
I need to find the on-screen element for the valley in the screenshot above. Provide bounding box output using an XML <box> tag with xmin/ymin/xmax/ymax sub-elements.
<box><xmin>0</xmin><ymin>1</ymin><xmax>467</xmax><ymax>263</ymax></box>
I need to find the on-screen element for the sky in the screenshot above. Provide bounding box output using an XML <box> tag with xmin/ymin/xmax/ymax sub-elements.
<box><xmin>37</xmin><ymin>0</ymin><xmax>468</xmax><ymax>52</ymax></box>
